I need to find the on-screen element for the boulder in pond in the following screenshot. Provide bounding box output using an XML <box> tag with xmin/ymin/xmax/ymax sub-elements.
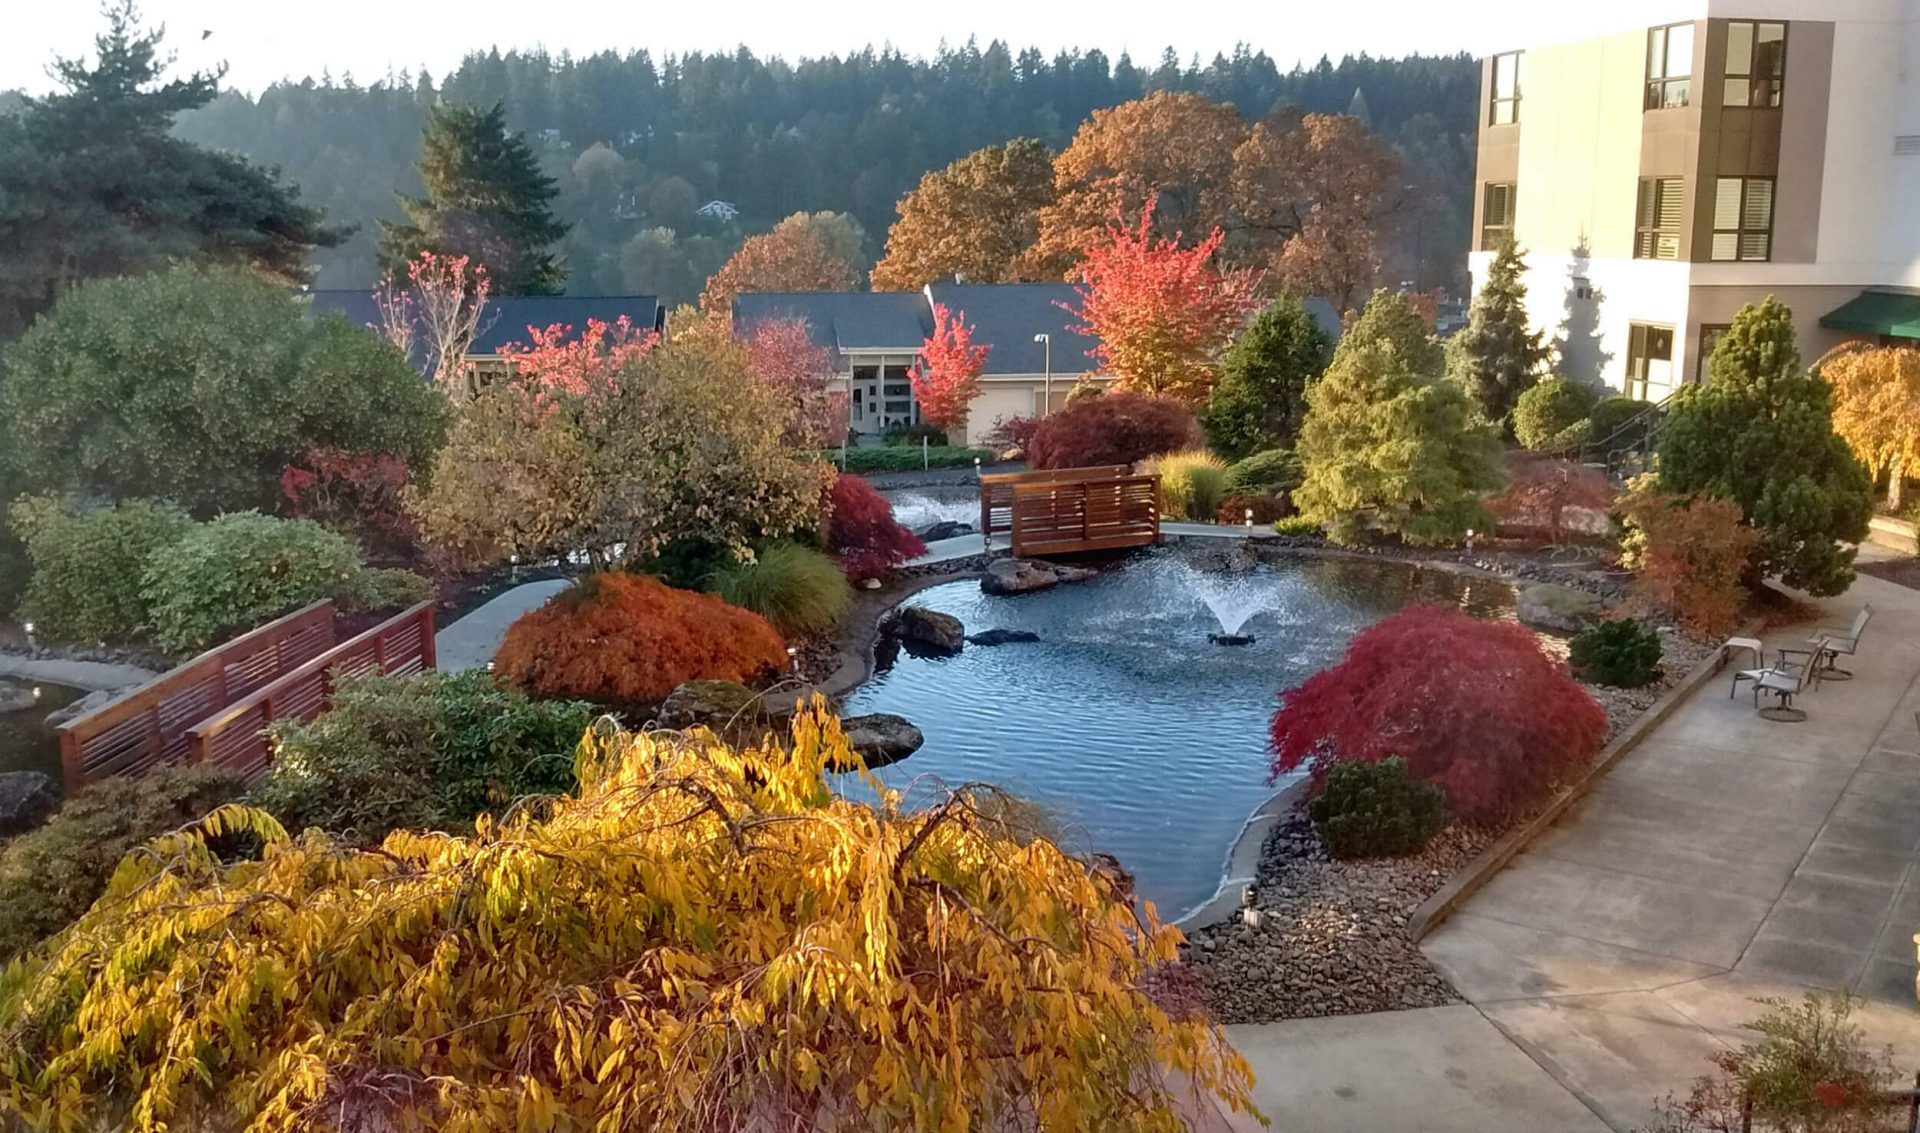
<box><xmin>0</xmin><ymin>682</ymin><xmax>36</xmax><ymax>714</ymax></box>
<box><xmin>894</xmin><ymin>607</ymin><xmax>965</xmax><ymax>654</ymax></box>
<box><xmin>656</xmin><ymin>680</ymin><xmax>788</xmax><ymax>731</ymax></box>
<box><xmin>44</xmin><ymin>687</ymin><xmax>121</xmax><ymax>730</ymax></box>
<box><xmin>839</xmin><ymin>713</ymin><xmax>924</xmax><ymax>768</ymax></box>
<box><xmin>981</xmin><ymin>558</ymin><xmax>1097</xmax><ymax>596</ymax></box>
<box><xmin>0</xmin><ymin>771</ymin><xmax>60</xmax><ymax>838</ymax></box>
<box><xmin>917</xmin><ymin>520</ymin><xmax>975</xmax><ymax>542</ymax></box>
<box><xmin>1516</xmin><ymin>583</ymin><xmax>1605</xmax><ymax>634</ymax></box>
<box><xmin>967</xmin><ymin>628</ymin><xmax>1040</xmax><ymax>646</ymax></box>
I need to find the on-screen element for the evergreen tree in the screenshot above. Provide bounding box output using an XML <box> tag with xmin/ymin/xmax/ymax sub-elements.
<box><xmin>1199</xmin><ymin>295</ymin><xmax>1332</xmax><ymax>459</ymax></box>
<box><xmin>0</xmin><ymin>1</ymin><xmax>341</xmax><ymax>337</ymax></box>
<box><xmin>1656</xmin><ymin>297</ymin><xmax>1873</xmax><ymax>596</ymax></box>
<box><xmin>379</xmin><ymin>102</ymin><xmax>567</xmax><ymax>295</ymax></box>
<box><xmin>1294</xmin><ymin>290</ymin><xmax>1505</xmax><ymax>545</ymax></box>
<box><xmin>1446</xmin><ymin>238</ymin><xmax>1550</xmax><ymax>427</ymax></box>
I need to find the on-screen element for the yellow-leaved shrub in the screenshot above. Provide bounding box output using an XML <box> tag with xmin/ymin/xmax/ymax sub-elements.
<box><xmin>0</xmin><ymin>703</ymin><xmax>1258</xmax><ymax>1132</ymax></box>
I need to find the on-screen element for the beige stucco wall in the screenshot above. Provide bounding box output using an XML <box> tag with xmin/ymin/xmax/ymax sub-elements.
<box><xmin>1509</xmin><ymin>30</ymin><xmax>1652</xmax><ymax>263</ymax></box>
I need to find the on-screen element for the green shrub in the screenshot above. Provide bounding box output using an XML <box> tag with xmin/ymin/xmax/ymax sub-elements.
<box><xmin>141</xmin><ymin>512</ymin><xmax>364</xmax><ymax>654</ymax></box>
<box><xmin>0</xmin><ymin>766</ymin><xmax>241</xmax><ymax>960</ymax></box>
<box><xmin>9</xmin><ymin>496</ymin><xmax>191</xmax><ymax>642</ymax></box>
<box><xmin>1145</xmin><ymin>450</ymin><xmax>1229</xmax><ymax>521</ymax></box>
<box><xmin>1513</xmin><ymin>378</ymin><xmax>1600</xmax><ymax>451</ymax></box>
<box><xmin>828</xmin><ymin>446</ymin><xmax>992</xmax><ymax>474</ymax></box>
<box><xmin>884</xmin><ymin>423</ymin><xmax>951</xmax><ymax>447</ymax></box>
<box><xmin>1585</xmin><ymin>396</ymin><xmax>1654</xmax><ymax>451</ymax></box>
<box><xmin>1307</xmin><ymin>756</ymin><xmax>1448</xmax><ymax>859</ymax></box>
<box><xmin>704</xmin><ymin>542</ymin><xmax>851</xmax><ymax>638</ymax></box>
<box><xmin>339</xmin><ymin>566</ymin><xmax>435</xmax><ymax>614</ymax></box>
<box><xmin>1273</xmin><ymin>515</ymin><xmax>1323</xmax><ymax>537</ymax></box>
<box><xmin>252</xmin><ymin>670</ymin><xmax>594</xmax><ymax>842</ymax></box>
<box><xmin>1568</xmin><ymin>617</ymin><xmax>1664</xmax><ymax>688</ymax></box>
<box><xmin>1223</xmin><ymin>448</ymin><xmax>1305</xmax><ymax>496</ymax></box>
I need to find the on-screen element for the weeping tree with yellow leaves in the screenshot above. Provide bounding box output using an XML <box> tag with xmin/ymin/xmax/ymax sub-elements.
<box><xmin>0</xmin><ymin>704</ymin><xmax>1258</xmax><ymax>1132</ymax></box>
<box><xmin>1819</xmin><ymin>341</ymin><xmax>1920</xmax><ymax>511</ymax></box>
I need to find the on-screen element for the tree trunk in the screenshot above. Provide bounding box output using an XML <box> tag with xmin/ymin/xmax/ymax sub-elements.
<box><xmin>1890</xmin><ymin>455</ymin><xmax>1905</xmax><ymax>512</ymax></box>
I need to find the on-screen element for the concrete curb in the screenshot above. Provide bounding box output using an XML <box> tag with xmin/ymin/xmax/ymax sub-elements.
<box><xmin>1405</xmin><ymin>617</ymin><xmax>1765</xmax><ymax>942</ymax></box>
<box><xmin>1172</xmin><ymin>779</ymin><xmax>1311</xmax><ymax>932</ymax></box>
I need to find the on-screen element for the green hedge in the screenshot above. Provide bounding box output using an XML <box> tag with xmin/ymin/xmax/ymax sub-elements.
<box><xmin>9</xmin><ymin>496</ymin><xmax>191</xmax><ymax>642</ymax></box>
<box><xmin>825</xmin><ymin>446</ymin><xmax>993</xmax><ymax>474</ymax></box>
<box><xmin>141</xmin><ymin>512</ymin><xmax>363</xmax><ymax>654</ymax></box>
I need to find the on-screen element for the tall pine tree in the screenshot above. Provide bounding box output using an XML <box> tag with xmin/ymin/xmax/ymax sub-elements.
<box><xmin>0</xmin><ymin>1</ymin><xmax>341</xmax><ymax>337</ymax></box>
<box><xmin>1295</xmin><ymin>290</ymin><xmax>1506</xmax><ymax>546</ymax></box>
<box><xmin>1446</xmin><ymin>238</ymin><xmax>1550</xmax><ymax>428</ymax></box>
<box><xmin>1199</xmin><ymin>295</ymin><xmax>1331</xmax><ymax>459</ymax></box>
<box><xmin>1656</xmin><ymin>296</ymin><xmax>1873</xmax><ymax>596</ymax></box>
<box><xmin>379</xmin><ymin>103</ymin><xmax>567</xmax><ymax>295</ymax></box>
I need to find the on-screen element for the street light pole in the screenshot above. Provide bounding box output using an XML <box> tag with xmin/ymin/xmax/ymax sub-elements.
<box><xmin>1033</xmin><ymin>332</ymin><xmax>1052</xmax><ymax>417</ymax></box>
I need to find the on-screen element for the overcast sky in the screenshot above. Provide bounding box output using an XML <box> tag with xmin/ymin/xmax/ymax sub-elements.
<box><xmin>4</xmin><ymin>1</ymin><xmax>1688</xmax><ymax>96</ymax></box>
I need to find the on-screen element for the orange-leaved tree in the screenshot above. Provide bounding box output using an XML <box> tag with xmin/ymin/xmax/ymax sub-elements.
<box><xmin>1818</xmin><ymin>341</ymin><xmax>1920</xmax><ymax>510</ymax></box>
<box><xmin>870</xmin><ymin>138</ymin><xmax>1056</xmax><ymax>290</ymax></box>
<box><xmin>1616</xmin><ymin>479</ymin><xmax>1761</xmax><ymax>635</ymax></box>
<box><xmin>699</xmin><ymin>212</ymin><xmax>861</xmax><ymax>318</ymax></box>
<box><xmin>909</xmin><ymin>303</ymin><xmax>989</xmax><ymax>429</ymax></box>
<box><xmin>1064</xmin><ymin>198</ymin><xmax>1265</xmax><ymax>406</ymax></box>
<box><xmin>498</xmin><ymin>315</ymin><xmax>658</xmax><ymax>397</ymax></box>
<box><xmin>0</xmin><ymin>705</ymin><xmax>1260</xmax><ymax>1132</ymax></box>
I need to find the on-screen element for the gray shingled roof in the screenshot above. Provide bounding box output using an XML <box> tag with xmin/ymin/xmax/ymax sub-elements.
<box><xmin>304</xmin><ymin>292</ymin><xmax>665</xmax><ymax>362</ymax></box>
<box><xmin>925</xmin><ymin>282</ymin><xmax>1100</xmax><ymax>376</ymax></box>
<box><xmin>731</xmin><ymin>292</ymin><xmax>932</xmax><ymax>364</ymax></box>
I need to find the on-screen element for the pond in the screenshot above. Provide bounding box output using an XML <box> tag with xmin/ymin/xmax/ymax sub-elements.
<box><xmin>838</xmin><ymin>549</ymin><xmax>1515</xmax><ymax>920</ymax></box>
<box><xmin>881</xmin><ymin>486</ymin><xmax>978</xmax><ymax>533</ymax></box>
<box><xmin>0</xmin><ymin>682</ymin><xmax>84</xmax><ymax>785</ymax></box>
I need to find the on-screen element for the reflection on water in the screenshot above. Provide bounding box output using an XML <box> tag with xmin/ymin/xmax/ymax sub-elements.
<box><xmin>882</xmin><ymin>486</ymin><xmax>978</xmax><ymax>531</ymax></box>
<box><xmin>839</xmin><ymin>549</ymin><xmax>1514</xmax><ymax>918</ymax></box>
<box><xmin>0</xmin><ymin>683</ymin><xmax>84</xmax><ymax>785</ymax></box>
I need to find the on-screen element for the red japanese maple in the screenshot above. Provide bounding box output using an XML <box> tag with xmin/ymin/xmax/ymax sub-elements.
<box><xmin>910</xmin><ymin>304</ymin><xmax>990</xmax><ymax>429</ymax></box>
<box><xmin>1270</xmin><ymin>606</ymin><xmax>1608</xmax><ymax>821</ymax></box>
<box><xmin>280</xmin><ymin>448</ymin><xmax>417</xmax><ymax>559</ymax></box>
<box><xmin>498</xmin><ymin>317</ymin><xmax>658</xmax><ymax>398</ymax></box>
<box><xmin>826</xmin><ymin>474</ymin><xmax>927</xmax><ymax>580</ymax></box>
<box><xmin>1062</xmin><ymin>196</ymin><xmax>1264</xmax><ymax>406</ymax></box>
<box><xmin>1487</xmin><ymin>453</ymin><xmax>1617</xmax><ymax>546</ymax></box>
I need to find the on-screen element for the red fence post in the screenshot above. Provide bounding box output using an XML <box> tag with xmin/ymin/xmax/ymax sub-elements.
<box><xmin>422</xmin><ymin>604</ymin><xmax>437</xmax><ymax>671</ymax></box>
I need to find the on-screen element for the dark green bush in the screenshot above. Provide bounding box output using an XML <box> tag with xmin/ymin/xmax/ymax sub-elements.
<box><xmin>141</xmin><ymin>512</ymin><xmax>363</xmax><ymax>654</ymax></box>
<box><xmin>703</xmin><ymin>541</ymin><xmax>851</xmax><ymax>638</ymax></box>
<box><xmin>1307</xmin><ymin>756</ymin><xmax>1448</xmax><ymax>859</ymax></box>
<box><xmin>1223</xmin><ymin>448</ymin><xmax>1304</xmax><ymax>496</ymax></box>
<box><xmin>338</xmin><ymin>566</ymin><xmax>436</xmax><ymax>614</ymax></box>
<box><xmin>0</xmin><ymin>766</ymin><xmax>241</xmax><ymax>960</ymax></box>
<box><xmin>1513</xmin><ymin>378</ymin><xmax>1600</xmax><ymax>451</ymax></box>
<box><xmin>828</xmin><ymin>446</ymin><xmax>992</xmax><ymax>474</ymax></box>
<box><xmin>1585</xmin><ymin>396</ymin><xmax>1655</xmax><ymax>451</ymax></box>
<box><xmin>884</xmin><ymin>423</ymin><xmax>951</xmax><ymax>447</ymax></box>
<box><xmin>1568</xmin><ymin>617</ymin><xmax>1664</xmax><ymax>688</ymax></box>
<box><xmin>9</xmin><ymin>495</ymin><xmax>191</xmax><ymax>642</ymax></box>
<box><xmin>251</xmin><ymin>670</ymin><xmax>595</xmax><ymax>841</ymax></box>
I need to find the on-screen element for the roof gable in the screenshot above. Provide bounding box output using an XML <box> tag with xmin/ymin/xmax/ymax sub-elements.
<box><xmin>303</xmin><ymin>292</ymin><xmax>665</xmax><ymax>362</ymax></box>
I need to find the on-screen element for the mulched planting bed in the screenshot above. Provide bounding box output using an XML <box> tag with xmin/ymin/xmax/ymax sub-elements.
<box><xmin>1860</xmin><ymin>556</ymin><xmax>1920</xmax><ymax>593</ymax></box>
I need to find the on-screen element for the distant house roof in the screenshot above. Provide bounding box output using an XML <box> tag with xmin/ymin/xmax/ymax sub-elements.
<box><xmin>303</xmin><ymin>292</ymin><xmax>666</xmax><ymax>361</ymax></box>
<box><xmin>696</xmin><ymin>200</ymin><xmax>740</xmax><ymax>221</ymax></box>
<box><xmin>924</xmin><ymin>282</ymin><xmax>1098</xmax><ymax>376</ymax></box>
<box><xmin>731</xmin><ymin>291</ymin><xmax>933</xmax><ymax>365</ymax></box>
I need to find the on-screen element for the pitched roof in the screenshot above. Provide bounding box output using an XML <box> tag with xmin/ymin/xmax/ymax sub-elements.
<box><xmin>924</xmin><ymin>282</ymin><xmax>1099</xmax><ymax>376</ymax></box>
<box><xmin>731</xmin><ymin>292</ymin><xmax>933</xmax><ymax>363</ymax></box>
<box><xmin>303</xmin><ymin>291</ymin><xmax>666</xmax><ymax>360</ymax></box>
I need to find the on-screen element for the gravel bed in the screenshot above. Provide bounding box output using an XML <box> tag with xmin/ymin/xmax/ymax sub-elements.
<box><xmin>1180</xmin><ymin>621</ymin><xmax>1716</xmax><ymax>1024</ymax></box>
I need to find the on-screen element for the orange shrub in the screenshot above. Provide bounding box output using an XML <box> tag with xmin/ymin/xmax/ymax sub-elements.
<box><xmin>494</xmin><ymin>572</ymin><xmax>789</xmax><ymax>704</ymax></box>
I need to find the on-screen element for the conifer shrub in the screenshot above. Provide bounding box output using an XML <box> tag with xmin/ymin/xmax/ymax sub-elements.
<box><xmin>494</xmin><ymin>572</ymin><xmax>789</xmax><ymax>705</ymax></box>
<box><xmin>1308</xmin><ymin>756</ymin><xmax>1448</xmax><ymax>859</ymax></box>
<box><xmin>140</xmin><ymin>512</ymin><xmax>364</xmax><ymax>654</ymax></box>
<box><xmin>0</xmin><ymin>766</ymin><xmax>241</xmax><ymax>961</ymax></box>
<box><xmin>1512</xmin><ymin>378</ymin><xmax>1600</xmax><ymax>451</ymax></box>
<box><xmin>9</xmin><ymin>495</ymin><xmax>191</xmax><ymax>643</ymax></box>
<box><xmin>1271</xmin><ymin>606</ymin><xmax>1608</xmax><ymax>821</ymax></box>
<box><xmin>704</xmin><ymin>542</ymin><xmax>851</xmax><ymax>638</ymax></box>
<box><xmin>337</xmin><ymin>566</ymin><xmax>435</xmax><ymax>614</ymax></box>
<box><xmin>1027</xmin><ymin>391</ymin><xmax>1201</xmax><ymax>470</ymax></box>
<box><xmin>1568</xmin><ymin>618</ymin><xmax>1664</xmax><ymax>688</ymax></box>
<box><xmin>825</xmin><ymin>473</ymin><xmax>927</xmax><ymax>580</ymax></box>
<box><xmin>1144</xmin><ymin>450</ymin><xmax>1228</xmax><ymax>521</ymax></box>
<box><xmin>1222</xmin><ymin>448</ymin><xmax>1305</xmax><ymax>496</ymax></box>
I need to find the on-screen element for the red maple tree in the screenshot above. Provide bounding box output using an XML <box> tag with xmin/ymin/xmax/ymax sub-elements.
<box><xmin>1270</xmin><ymin>606</ymin><xmax>1608</xmax><ymax>821</ymax></box>
<box><xmin>826</xmin><ymin>474</ymin><xmax>928</xmax><ymax>580</ymax></box>
<box><xmin>1062</xmin><ymin>196</ymin><xmax>1264</xmax><ymax>406</ymax></box>
<box><xmin>741</xmin><ymin>317</ymin><xmax>847</xmax><ymax>448</ymax></box>
<box><xmin>909</xmin><ymin>304</ymin><xmax>990</xmax><ymax>429</ymax></box>
<box><xmin>497</xmin><ymin>317</ymin><xmax>658</xmax><ymax>398</ymax></box>
<box><xmin>1487</xmin><ymin>454</ymin><xmax>1617</xmax><ymax>546</ymax></box>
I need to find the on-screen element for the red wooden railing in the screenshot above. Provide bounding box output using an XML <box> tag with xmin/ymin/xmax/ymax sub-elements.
<box><xmin>184</xmin><ymin>600</ymin><xmax>437</xmax><ymax>781</ymax></box>
<box><xmin>56</xmin><ymin>601</ymin><xmax>337</xmax><ymax>794</ymax></box>
<box><xmin>980</xmin><ymin>466</ymin><xmax>1133</xmax><ymax>551</ymax></box>
<box><xmin>981</xmin><ymin>467</ymin><xmax>1160</xmax><ymax>557</ymax></box>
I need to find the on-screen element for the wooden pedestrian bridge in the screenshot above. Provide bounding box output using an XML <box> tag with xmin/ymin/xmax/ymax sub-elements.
<box><xmin>978</xmin><ymin>465</ymin><xmax>1161</xmax><ymax>558</ymax></box>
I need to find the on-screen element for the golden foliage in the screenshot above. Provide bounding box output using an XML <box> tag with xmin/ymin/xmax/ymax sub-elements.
<box><xmin>0</xmin><ymin>705</ymin><xmax>1259</xmax><ymax>1132</ymax></box>
<box><xmin>1818</xmin><ymin>341</ymin><xmax>1920</xmax><ymax>508</ymax></box>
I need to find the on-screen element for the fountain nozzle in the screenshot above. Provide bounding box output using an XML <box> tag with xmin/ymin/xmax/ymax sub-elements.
<box><xmin>1208</xmin><ymin>632</ymin><xmax>1256</xmax><ymax>646</ymax></box>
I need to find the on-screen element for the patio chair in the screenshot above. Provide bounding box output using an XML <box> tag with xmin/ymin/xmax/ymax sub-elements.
<box><xmin>1750</xmin><ymin>636</ymin><xmax>1830</xmax><ymax>722</ymax></box>
<box><xmin>1807</xmin><ymin>603</ymin><xmax>1874</xmax><ymax>680</ymax></box>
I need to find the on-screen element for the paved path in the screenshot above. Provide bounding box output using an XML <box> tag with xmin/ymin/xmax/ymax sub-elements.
<box><xmin>0</xmin><ymin>654</ymin><xmax>159</xmax><ymax>692</ymax></box>
<box><xmin>435</xmin><ymin>579</ymin><xmax>571</xmax><ymax>673</ymax></box>
<box><xmin>907</xmin><ymin>521</ymin><xmax>1262</xmax><ymax>567</ymax></box>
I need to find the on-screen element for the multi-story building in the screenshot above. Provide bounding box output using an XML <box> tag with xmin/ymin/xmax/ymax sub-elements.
<box><xmin>1470</xmin><ymin>1</ymin><xmax>1920</xmax><ymax>400</ymax></box>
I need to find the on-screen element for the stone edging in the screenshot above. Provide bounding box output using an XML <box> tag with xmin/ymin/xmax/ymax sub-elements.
<box><xmin>1404</xmin><ymin>616</ymin><xmax>1765</xmax><ymax>942</ymax></box>
<box><xmin>1171</xmin><ymin>779</ymin><xmax>1311</xmax><ymax>932</ymax></box>
<box><xmin>810</xmin><ymin>570</ymin><xmax>985</xmax><ymax>702</ymax></box>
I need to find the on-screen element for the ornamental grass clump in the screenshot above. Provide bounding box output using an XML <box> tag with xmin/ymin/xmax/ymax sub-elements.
<box><xmin>1308</xmin><ymin>756</ymin><xmax>1448</xmax><ymax>859</ymax></box>
<box><xmin>493</xmin><ymin>571</ymin><xmax>789</xmax><ymax>705</ymax></box>
<box><xmin>0</xmin><ymin>706</ymin><xmax>1260</xmax><ymax>1132</ymax></box>
<box><xmin>1145</xmin><ymin>450</ymin><xmax>1229</xmax><ymax>521</ymax></box>
<box><xmin>1568</xmin><ymin>618</ymin><xmax>1664</xmax><ymax>688</ymax></box>
<box><xmin>703</xmin><ymin>541</ymin><xmax>851</xmax><ymax>638</ymax></box>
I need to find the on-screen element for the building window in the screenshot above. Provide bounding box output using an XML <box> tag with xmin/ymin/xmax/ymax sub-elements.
<box><xmin>1697</xmin><ymin>324</ymin><xmax>1731</xmax><ymax>382</ymax></box>
<box><xmin>1480</xmin><ymin>183</ymin><xmax>1516</xmax><ymax>249</ymax></box>
<box><xmin>1724</xmin><ymin>21</ymin><xmax>1786</xmax><ymax>107</ymax></box>
<box><xmin>1710</xmin><ymin>177</ymin><xmax>1774</xmax><ymax>261</ymax></box>
<box><xmin>1489</xmin><ymin>52</ymin><xmax>1522</xmax><ymax>125</ymax></box>
<box><xmin>1645</xmin><ymin>23</ymin><xmax>1695</xmax><ymax>109</ymax></box>
<box><xmin>1626</xmin><ymin>324</ymin><xmax>1676</xmax><ymax>400</ymax></box>
<box><xmin>1634</xmin><ymin>178</ymin><xmax>1685</xmax><ymax>260</ymax></box>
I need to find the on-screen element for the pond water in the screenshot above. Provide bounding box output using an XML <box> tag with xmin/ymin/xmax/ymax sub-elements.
<box><xmin>0</xmin><ymin>682</ymin><xmax>84</xmax><ymax>785</ymax></box>
<box><xmin>882</xmin><ymin>486</ymin><xmax>978</xmax><ymax>533</ymax></box>
<box><xmin>838</xmin><ymin>550</ymin><xmax>1515</xmax><ymax>919</ymax></box>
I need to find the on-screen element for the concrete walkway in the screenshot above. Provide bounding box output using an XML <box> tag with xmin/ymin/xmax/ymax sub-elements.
<box><xmin>906</xmin><ymin>521</ymin><xmax>1262</xmax><ymax>567</ymax></box>
<box><xmin>1224</xmin><ymin>566</ymin><xmax>1920</xmax><ymax>1131</ymax></box>
<box><xmin>434</xmin><ymin>579</ymin><xmax>571</xmax><ymax>673</ymax></box>
<box><xmin>0</xmin><ymin>653</ymin><xmax>159</xmax><ymax>692</ymax></box>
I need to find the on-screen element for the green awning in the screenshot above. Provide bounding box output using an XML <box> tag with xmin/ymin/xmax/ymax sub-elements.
<box><xmin>1819</xmin><ymin>289</ymin><xmax>1920</xmax><ymax>339</ymax></box>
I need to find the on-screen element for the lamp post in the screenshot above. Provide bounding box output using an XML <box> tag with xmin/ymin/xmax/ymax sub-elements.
<box><xmin>1032</xmin><ymin>333</ymin><xmax>1052</xmax><ymax>417</ymax></box>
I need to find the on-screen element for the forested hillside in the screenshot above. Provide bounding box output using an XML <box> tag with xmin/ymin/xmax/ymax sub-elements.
<box><xmin>169</xmin><ymin>44</ymin><xmax>1480</xmax><ymax>302</ymax></box>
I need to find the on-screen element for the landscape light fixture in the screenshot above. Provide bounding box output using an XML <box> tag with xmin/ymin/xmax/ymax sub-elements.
<box><xmin>1033</xmin><ymin>333</ymin><xmax>1052</xmax><ymax>417</ymax></box>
